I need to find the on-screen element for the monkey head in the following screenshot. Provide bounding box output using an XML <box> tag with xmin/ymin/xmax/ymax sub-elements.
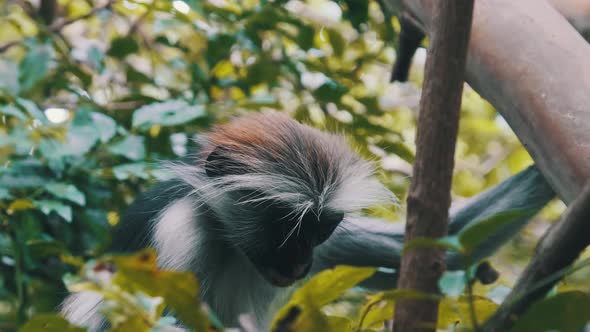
<box><xmin>185</xmin><ymin>113</ymin><xmax>394</xmax><ymax>287</ymax></box>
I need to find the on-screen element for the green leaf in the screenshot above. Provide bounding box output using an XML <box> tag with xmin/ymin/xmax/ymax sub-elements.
<box><xmin>313</xmin><ymin>79</ymin><xmax>348</xmax><ymax>102</ymax></box>
<box><xmin>0</xmin><ymin>104</ymin><xmax>27</xmax><ymax>120</ymax></box>
<box><xmin>108</xmin><ymin>135</ymin><xmax>146</xmax><ymax>161</ymax></box>
<box><xmin>27</xmin><ymin>239</ymin><xmax>67</xmax><ymax>258</ymax></box>
<box><xmin>19</xmin><ymin>41</ymin><xmax>53</xmax><ymax>92</ymax></box>
<box><xmin>342</xmin><ymin>0</ymin><xmax>369</xmax><ymax>31</ymax></box>
<box><xmin>0</xmin><ymin>59</ymin><xmax>20</xmax><ymax>95</ymax></box>
<box><xmin>0</xmin><ymin>188</ymin><xmax>12</xmax><ymax>200</ymax></box>
<box><xmin>132</xmin><ymin>99</ymin><xmax>206</xmax><ymax>130</ymax></box>
<box><xmin>438</xmin><ymin>271</ymin><xmax>466</xmax><ymax>298</ymax></box>
<box><xmin>246</xmin><ymin>57</ymin><xmax>281</xmax><ymax>85</ymax></box>
<box><xmin>34</xmin><ymin>199</ymin><xmax>73</xmax><ymax>222</ymax></box>
<box><xmin>294</xmin><ymin>24</ymin><xmax>314</xmax><ymax>50</ymax></box>
<box><xmin>327</xmin><ymin>29</ymin><xmax>345</xmax><ymax>57</ymax></box>
<box><xmin>87</xmin><ymin>45</ymin><xmax>105</xmax><ymax>73</ymax></box>
<box><xmin>510</xmin><ymin>291</ymin><xmax>590</xmax><ymax>332</ymax></box>
<box><xmin>238</xmin><ymin>95</ymin><xmax>280</xmax><ymax>109</ymax></box>
<box><xmin>39</xmin><ymin>109</ymin><xmax>100</xmax><ymax>159</ymax></box>
<box><xmin>458</xmin><ymin>210</ymin><xmax>531</xmax><ymax>253</ymax></box>
<box><xmin>20</xmin><ymin>313</ymin><xmax>86</xmax><ymax>332</ymax></box>
<box><xmin>107</xmin><ymin>36</ymin><xmax>140</xmax><ymax>59</ymax></box>
<box><xmin>112</xmin><ymin>163</ymin><xmax>151</xmax><ymax>180</ymax></box>
<box><xmin>206</xmin><ymin>34</ymin><xmax>237</xmax><ymax>67</ymax></box>
<box><xmin>44</xmin><ymin>183</ymin><xmax>86</xmax><ymax>206</ymax></box>
<box><xmin>244</xmin><ymin>7</ymin><xmax>279</xmax><ymax>47</ymax></box>
<box><xmin>16</xmin><ymin>98</ymin><xmax>48</xmax><ymax>124</ymax></box>
<box><xmin>90</xmin><ymin>112</ymin><xmax>117</xmax><ymax>143</ymax></box>
<box><xmin>65</xmin><ymin>62</ymin><xmax>92</xmax><ymax>88</ymax></box>
<box><xmin>126</xmin><ymin>65</ymin><xmax>153</xmax><ymax>84</ymax></box>
<box><xmin>0</xmin><ymin>170</ymin><xmax>50</xmax><ymax>189</ymax></box>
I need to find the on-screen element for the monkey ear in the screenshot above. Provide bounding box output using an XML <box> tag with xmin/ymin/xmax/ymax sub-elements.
<box><xmin>204</xmin><ymin>146</ymin><xmax>242</xmax><ymax>177</ymax></box>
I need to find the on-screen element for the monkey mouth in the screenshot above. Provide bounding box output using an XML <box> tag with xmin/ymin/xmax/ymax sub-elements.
<box><xmin>265</xmin><ymin>268</ymin><xmax>298</xmax><ymax>287</ymax></box>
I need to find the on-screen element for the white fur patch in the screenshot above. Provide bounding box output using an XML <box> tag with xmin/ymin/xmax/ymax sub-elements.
<box><xmin>327</xmin><ymin>162</ymin><xmax>397</xmax><ymax>212</ymax></box>
<box><xmin>61</xmin><ymin>291</ymin><xmax>105</xmax><ymax>331</ymax></box>
<box><xmin>152</xmin><ymin>198</ymin><xmax>199</xmax><ymax>271</ymax></box>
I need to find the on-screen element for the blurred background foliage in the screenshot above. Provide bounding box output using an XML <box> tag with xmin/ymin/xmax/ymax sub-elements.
<box><xmin>0</xmin><ymin>0</ymin><xmax>578</xmax><ymax>330</ymax></box>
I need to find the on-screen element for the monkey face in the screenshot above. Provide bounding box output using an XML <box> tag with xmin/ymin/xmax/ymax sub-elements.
<box><xmin>228</xmin><ymin>194</ymin><xmax>344</xmax><ymax>287</ymax></box>
<box><xmin>199</xmin><ymin>113</ymin><xmax>391</xmax><ymax>286</ymax></box>
<box><xmin>253</xmin><ymin>209</ymin><xmax>344</xmax><ymax>287</ymax></box>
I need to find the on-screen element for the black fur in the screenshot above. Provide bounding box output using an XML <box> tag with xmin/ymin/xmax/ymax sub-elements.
<box><xmin>391</xmin><ymin>15</ymin><xmax>426</xmax><ymax>82</ymax></box>
<box><xmin>109</xmin><ymin>178</ymin><xmax>194</xmax><ymax>252</ymax></box>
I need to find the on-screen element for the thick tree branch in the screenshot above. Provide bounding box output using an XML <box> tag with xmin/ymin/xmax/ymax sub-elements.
<box><xmin>390</xmin><ymin>0</ymin><xmax>590</xmax><ymax>203</ymax></box>
<box><xmin>482</xmin><ymin>179</ymin><xmax>590</xmax><ymax>331</ymax></box>
<box><xmin>549</xmin><ymin>0</ymin><xmax>590</xmax><ymax>37</ymax></box>
<box><xmin>392</xmin><ymin>2</ymin><xmax>473</xmax><ymax>331</ymax></box>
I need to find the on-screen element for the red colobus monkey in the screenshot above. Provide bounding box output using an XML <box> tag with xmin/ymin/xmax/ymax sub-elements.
<box><xmin>62</xmin><ymin>112</ymin><xmax>555</xmax><ymax>331</ymax></box>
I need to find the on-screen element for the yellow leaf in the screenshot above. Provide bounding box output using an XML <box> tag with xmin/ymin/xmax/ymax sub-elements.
<box><xmin>211</xmin><ymin>60</ymin><xmax>235</xmax><ymax>78</ymax></box>
<box><xmin>8</xmin><ymin>199</ymin><xmax>34</xmax><ymax>213</ymax></box>
<box><xmin>59</xmin><ymin>254</ymin><xmax>85</xmax><ymax>268</ymax></box>
<box><xmin>108</xmin><ymin>250</ymin><xmax>209</xmax><ymax>332</ymax></box>
<box><xmin>438</xmin><ymin>296</ymin><xmax>498</xmax><ymax>330</ymax></box>
<box><xmin>272</xmin><ymin>266</ymin><xmax>376</xmax><ymax>331</ymax></box>
<box><xmin>149</xmin><ymin>124</ymin><xmax>161</xmax><ymax>138</ymax></box>
<box><xmin>356</xmin><ymin>289</ymin><xmax>440</xmax><ymax>330</ymax></box>
<box><xmin>230</xmin><ymin>87</ymin><xmax>246</xmax><ymax>100</ymax></box>
<box><xmin>107</xmin><ymin>211</ymin><xmax>120</xmax><ymax>227</ymax></box>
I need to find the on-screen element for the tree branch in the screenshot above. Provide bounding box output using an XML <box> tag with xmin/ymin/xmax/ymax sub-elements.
<box><xmin>481</xmin><ymin>179</ymin><xmax>590</xmax><ymax>331</ymax></box>
<box><xmin>392</xmin><ymin>1</ymin><xmax>474</xmax><ymax>331</ymax></box>
<box><xmin>390</xmin><ymin>0</ymin><xmax>590</xmax><ymax>203</ymax></box>
<box><xmin>47</xmin><ymin>0</ymin><xmax>114</xmax><ymax>32</ymax></box>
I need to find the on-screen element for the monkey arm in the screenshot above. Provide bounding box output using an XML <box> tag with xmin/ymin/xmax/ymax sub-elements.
<box><xmin>312</xmin><ymin>166</ymin><xmax>555</xmax><ymax>288</ymax></box>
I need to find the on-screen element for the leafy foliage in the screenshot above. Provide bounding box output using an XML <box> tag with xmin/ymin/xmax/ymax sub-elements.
<box><xmin>510</xmin><ymin>291</ymin><xmax>590</xmax><ymax>332</ymax></box>
<box><xmin>0</xmin><ymin>0</ymin><xmax>577</xmax><ymax>331</ymax></box>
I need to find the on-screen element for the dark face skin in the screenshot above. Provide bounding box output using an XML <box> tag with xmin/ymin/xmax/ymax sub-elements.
<box><xmin>237</xmin><ymin>195</ymin><xmax>344</xmax><ymax>287</ymax></box>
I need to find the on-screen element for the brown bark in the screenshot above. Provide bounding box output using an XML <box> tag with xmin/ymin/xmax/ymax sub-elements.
<box><xmin>392</xmin><ymin>2</ymin><xmax>474</xmax><ymax>331</ymax></box>
<box><xmin>481</xmin><ymin>179</ymin><xmax>590</xmax><ymax>331</ymax></box>
<box><xmin>390</xmin><ymin>0</ymin><xmax>590</xmax><ymax>203</ymax></box>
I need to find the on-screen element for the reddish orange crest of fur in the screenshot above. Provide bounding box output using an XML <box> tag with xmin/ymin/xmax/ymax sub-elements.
<box><xmin>201</xmin><ymin>112</ymin><xmax>305</xmax><ymax>158</ymax></box>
